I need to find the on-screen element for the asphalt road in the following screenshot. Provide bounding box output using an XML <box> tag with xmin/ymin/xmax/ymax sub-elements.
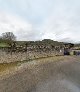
<box><xmin>0</xmin><ymin>56</ymin><xmax>80</xmax><ymax>92</ymax></box>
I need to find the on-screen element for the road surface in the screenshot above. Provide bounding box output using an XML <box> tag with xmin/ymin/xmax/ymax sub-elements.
<box><xmin>0</xmin><ymin>56</ymin><xmax>80</xmax><ymax>92</ymax></box>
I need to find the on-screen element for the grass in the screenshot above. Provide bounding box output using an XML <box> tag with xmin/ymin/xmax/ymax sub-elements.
<box><xmin>0</xmin><ymin>62</ymin><xmax>18</xmax><ymax>72</ymax></box>
<box><xmin>0</xmin><ymin>43</ymin><xmax>8</xmax><ymax>47</ymax></box>
<box><xmin>0</xmin><ymin>55</ymin><xmax>66</xmax><ymax>77</ymax></box>
<box><xmin>0</xmin><ymin>56</ymin><xmax>61</xmax><ymax>70</ymax></box>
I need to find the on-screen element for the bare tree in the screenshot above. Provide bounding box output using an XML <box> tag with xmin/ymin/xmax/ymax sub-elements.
<box><xmin>2</xmin><ymin>32</ymin><xmax>16</xmax><ymax>41</ymax></box>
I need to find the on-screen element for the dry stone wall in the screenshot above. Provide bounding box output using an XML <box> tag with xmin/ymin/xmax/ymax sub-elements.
<box><xmin>0</xmin><ymin>49</ymin><xmax>63</xmax><ymax>63</ymax></box>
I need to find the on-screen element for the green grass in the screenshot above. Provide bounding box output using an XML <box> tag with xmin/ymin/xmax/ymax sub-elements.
<box><xmin>0</xmin><ymin>43</ymin><xmax>8</xmax><ymax>47</ymax></box>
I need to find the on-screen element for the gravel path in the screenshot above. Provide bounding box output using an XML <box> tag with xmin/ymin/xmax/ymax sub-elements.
<box><xmin>0</xmin><ymin>56</ymin><xmax>80</xmax><ymax>92</ymax></box>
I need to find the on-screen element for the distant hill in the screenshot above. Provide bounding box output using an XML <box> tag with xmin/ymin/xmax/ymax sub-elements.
<box><xmin>74</xmin><ymin>44</ymin><xmax>80</xmax><ymax>47</ymax></box>
<box><xmin>16</xmin><ymin>39</ymin><xmax>65</xmax><ymax>46</ymax></box>
<box><xmin>0</xmin><ymin>38</ymin><xmax>76</xmax><ymax>47</ymax></box>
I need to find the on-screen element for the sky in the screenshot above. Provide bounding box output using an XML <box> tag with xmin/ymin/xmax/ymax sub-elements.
<box><xmin>0</xmin><ymin>0</ymin><xmax>80</xmax><ymax>43</ymax></box>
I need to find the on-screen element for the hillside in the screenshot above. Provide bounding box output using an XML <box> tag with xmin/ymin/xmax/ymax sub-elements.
<box><xmin>0</xmin><ymin>38</ymin><xmax>76</xmax><ymax>48</ymax></box>
<box><xmin>16</xmin><ymin>39</ymin><xmax>65</xmax><ymax>47</ymax></box>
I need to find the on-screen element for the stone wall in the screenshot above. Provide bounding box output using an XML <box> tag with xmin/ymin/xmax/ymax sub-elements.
<box><xmin>0</xmin><ymin>49</ymin><xmax>63</xmax><ymax>63</ymax></box>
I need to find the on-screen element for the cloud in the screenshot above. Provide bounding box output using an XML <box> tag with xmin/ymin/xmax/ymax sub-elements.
<box><xmin>0</xmin><ymin>0</ymin><xmax>56</xmax><ymax>25</ymax></box>
<box><xmin>0</xmin><ymin>0</ymin><xmax>80</xmax><ymax>43</ymax></box>
<box><xmin>41</xmin><ymin>0</ymin><xmax>80</xmax><ymax>43</ymax></box>
<box><xmin>0</xmin><ymin>11</ymin><xmax>42</xmax><ymax>41</ymax></box>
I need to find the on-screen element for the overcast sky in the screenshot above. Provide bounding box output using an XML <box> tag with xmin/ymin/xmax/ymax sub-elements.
<box><xmin>0</xmin><ymin>0</ymin><xmax>80</xmax><ymax>43</ymax></box>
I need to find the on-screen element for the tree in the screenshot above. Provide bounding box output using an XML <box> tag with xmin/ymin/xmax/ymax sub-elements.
<box><xmin>2</xmin><ymin>32</ymin><xmax>16</xmax><ymax>41</ymax></box>
<box><xmin>1</xmin><ymin>32</ymin><xmax>16</xmax><ymax>48</ymax></box>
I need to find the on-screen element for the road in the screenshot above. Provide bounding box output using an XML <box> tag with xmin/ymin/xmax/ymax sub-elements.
<box><xmin>0</xmin><ymin>56</ymin><xmax>80</xmax><ymax>92</ymax></box>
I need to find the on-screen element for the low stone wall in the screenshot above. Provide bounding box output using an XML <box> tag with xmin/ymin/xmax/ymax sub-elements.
<box><xmin>0</xmin><ymin>49</ymin><xmax>63</xmax><ymax>63</ymax></box>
